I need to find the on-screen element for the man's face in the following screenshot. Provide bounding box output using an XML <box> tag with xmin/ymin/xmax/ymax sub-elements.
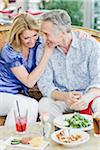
<box><xmin>40</xmin><ymin>21</ymin><xmax>63</xmax><ymax>46</ymax></box>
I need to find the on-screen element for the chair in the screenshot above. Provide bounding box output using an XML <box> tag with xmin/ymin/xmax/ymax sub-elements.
<box><xmin>72</xmin><ymin>26</ymin><xmax>100</xmax><ymax>42</ymax></box>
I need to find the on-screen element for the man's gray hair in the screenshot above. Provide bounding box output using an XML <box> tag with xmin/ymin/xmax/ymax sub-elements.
<box><xmin>41</xmin><ymin>9</ymin><xmax>71</xmax><ymax>33</ymax></box>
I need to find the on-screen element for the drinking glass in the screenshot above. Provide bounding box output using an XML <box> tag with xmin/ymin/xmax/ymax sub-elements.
<box><xmin>14</xmin><ymin>109</ymin><xmax>28</xmax><ymax>134</ymax></box>
<box><xmin>92</xmin><ymin>112</ymin><xmax>100</xmax><ymax>137</ymax></box>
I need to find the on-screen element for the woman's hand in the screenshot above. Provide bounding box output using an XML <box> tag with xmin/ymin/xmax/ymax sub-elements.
<box><xmin>44</xmin><ymin>41</ymin><xmax>56</xmax><ymax>58</ymax></box>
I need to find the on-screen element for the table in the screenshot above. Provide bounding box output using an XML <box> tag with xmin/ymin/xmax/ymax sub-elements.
<box><xmin>0</xmin><ymin>122</ymin><xmax>100</xmax><ymax>150</ymax></box>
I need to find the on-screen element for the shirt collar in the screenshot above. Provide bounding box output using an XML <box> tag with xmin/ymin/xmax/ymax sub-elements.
<box><xmin>35</xmin><ymin>37</ymin><xmax>42</xmax><ymax>46</ymax></box>
<box><xmin>71</xmin><ymin>31</ymin><xmax>80</xmax><ymax>49</ymax></box>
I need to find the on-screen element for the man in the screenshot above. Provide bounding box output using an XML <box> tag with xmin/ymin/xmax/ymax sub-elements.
<box><xmin>36</xmin><ymin>9</ymin><xmax>100</xmax><ymax>121</ymax></box>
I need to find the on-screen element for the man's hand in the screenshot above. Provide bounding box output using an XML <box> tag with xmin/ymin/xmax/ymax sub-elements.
<box><xmin>70</xmin><ymin>97</ymin><xmax>89</xmax><ymax>111</ymax></box>
<box><xmin>70</xmin><ymin>88</ymin><xmax>100</xmax><ymax>111</ymax></box>
<box><xmin>64</xmin><ymin>91</ymin><xmax>82</xmax><ymax>108</ymax></box>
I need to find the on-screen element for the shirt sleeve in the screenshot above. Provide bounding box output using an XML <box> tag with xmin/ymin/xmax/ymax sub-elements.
<box><xmin>1</xmin><ymin>44</ymin><xmax>23</xmax><ymax>68</ymax></box>
<box><xmin>86</xmin><ymin>39</ymin><xmax>100</xmax><ymax>92</ymax></box>
<box><xmin>36</xmin><ymin>44</ymin><xmax>59</xmax><ymax>97</ymax></box>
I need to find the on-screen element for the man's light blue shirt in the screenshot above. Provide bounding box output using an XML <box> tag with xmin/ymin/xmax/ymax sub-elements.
<box><xmin>36</xmin><ymin>32</ymin><xmax>100</xmax><ymax>97</ymax></box>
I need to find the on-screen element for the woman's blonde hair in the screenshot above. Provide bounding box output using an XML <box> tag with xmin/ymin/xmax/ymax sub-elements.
<box><xmin>3</xmin><ymin>0</ymin><xmax>9</xmax><ymax>9</ymax></box>
<box><xmin>8</xmin><ymin>13</ymin><xmax>39</xmax><ymax>51</ymax></box>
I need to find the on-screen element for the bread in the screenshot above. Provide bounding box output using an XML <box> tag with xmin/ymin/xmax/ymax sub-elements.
<box><xmin>29</xmin><ymin>136</ymin><xmax>44</xmax><ymax>147</ymax></box>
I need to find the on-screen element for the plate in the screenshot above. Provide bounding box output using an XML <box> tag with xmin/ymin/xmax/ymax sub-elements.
<box><xmin>51</xmin><ymin>129</ymin><xmax>90</xmax><ymax>147</ymax></box>
<box><xmin>2</xmin><ymin>136</ymin><xmax>49</xmax><ymax>150</ymax></box>
<box><xmin>53</xmin><ymin>113</ymin><xmax>93</xmax><ymax>131</ymax></box>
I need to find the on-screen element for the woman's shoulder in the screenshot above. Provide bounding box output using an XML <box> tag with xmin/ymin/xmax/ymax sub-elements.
<box><xmin>1</xmin><ymin>43</ymin><xmax>22</xmax><ymax>61</ymax></box>
<box><xmin>2</xmin><ymin>43</ymin><xmax>17</xmax><ymax>53</ymax></box>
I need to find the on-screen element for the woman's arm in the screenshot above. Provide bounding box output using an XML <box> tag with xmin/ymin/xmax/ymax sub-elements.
<box><xmin>11</xmin><ymin>45</ymin><xmax>53</xmax><ymax>88</ymax></box>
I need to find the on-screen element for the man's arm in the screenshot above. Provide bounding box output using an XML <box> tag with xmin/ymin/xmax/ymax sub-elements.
<box><xmin>71</xmin><ymin>38</ymin><xmax>100</xmax><ymax>111</ymax></box>
<box><xmin>51</xmin><ymin>90</ymin><xmax>82</xmax><ymax>107</ymax></box>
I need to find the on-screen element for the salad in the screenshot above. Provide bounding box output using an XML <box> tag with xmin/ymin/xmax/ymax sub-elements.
<box><xmin>64</xmin><ymin>113</ymin><xmax>90</xmax><ymax>128</ymax></box>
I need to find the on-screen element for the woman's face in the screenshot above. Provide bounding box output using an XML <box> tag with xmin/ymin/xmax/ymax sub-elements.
<box><xmin>20</xmin><ymin>29</ymin><xmax>38</xmax><ymax>48</ymax></box>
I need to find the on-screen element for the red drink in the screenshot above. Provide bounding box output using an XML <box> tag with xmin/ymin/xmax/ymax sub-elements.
<box><xmin>15</xmin><ymin>117</ymin><xmax>27</xmax><ymax>132</ymax></box>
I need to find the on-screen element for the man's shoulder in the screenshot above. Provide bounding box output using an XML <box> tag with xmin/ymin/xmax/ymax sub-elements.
<box><xmin>73</xmin><ymin>31</ymin><xmax>99</xmax><ymax>45</ymax></box>
<box><xmin>72</xmin><ymin>31</ymin><xmax>100</xmax><ymax>57</ymax></box>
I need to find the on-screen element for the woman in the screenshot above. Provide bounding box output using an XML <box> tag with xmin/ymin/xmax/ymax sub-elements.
<box><xmin>0</xmin><ymin>13</ymin><xmax>53</xmax><ymax>126</ymax></box>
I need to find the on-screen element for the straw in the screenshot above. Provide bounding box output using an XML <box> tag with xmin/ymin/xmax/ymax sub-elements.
<box><xmin>16</xmin><ymin>100</ymin><xmax>23</xmax><ymax>132</ymax></box>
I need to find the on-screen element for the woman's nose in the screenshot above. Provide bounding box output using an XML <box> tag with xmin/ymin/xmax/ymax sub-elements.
<box><xmin>30</xmin><ymin>37</ymin><xmax>36</xmax><ymax>42</ymax></box>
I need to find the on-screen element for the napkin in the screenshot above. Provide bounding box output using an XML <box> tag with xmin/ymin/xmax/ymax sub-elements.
<box><xmin>0</xmin><ymin>140</ymin><xmax>7</xmax><ymax>150</ymax></box>
<box><xmin>80</xmin><ymin>96</ymin><xmax>100</xmax><ymax>115</ymax></box>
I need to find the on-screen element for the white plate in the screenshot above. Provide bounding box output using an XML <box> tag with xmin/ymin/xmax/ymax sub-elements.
<box><xmin>53</xmin><ymin>113</ymin><xmax>93</xmax><ymax>131</ymax></box>
<box><xmin>51</xmin><ymin>129</ymin><xmax>90</xmax><ymax>147</ymax></box>
<box><xmin>3</xmin><ymin>136</ymin><xmax>49</xmax><ymax>150</ymax></box>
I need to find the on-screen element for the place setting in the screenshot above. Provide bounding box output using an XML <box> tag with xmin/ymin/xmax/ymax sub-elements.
<box><xmin>53</xmin><ymin>112</ymin><xmax>93</xmax><ymax>131</ymax></box>
<box><xmin>50</xmin><ymin>112</ymin><xmax>96</xmax><ymax>148</ymax></box>
<box><xmin>51</xmin><ymin>128</ymin><xmax>90</xmax><ymax>147</ymax></box>
<box><xmin>0</xmin><ymin>109</ymin><xmax>100</xmax><ymax>150</ymax></box>
<box><xmin>0</xmin><ymin>101</ymin><xmax>50</xmax><ymax>150</ymax></box>
<box><xmin>0</xmin><ymin>136</ymin><xmax>49</xmax><ymax>150</ymax></box>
